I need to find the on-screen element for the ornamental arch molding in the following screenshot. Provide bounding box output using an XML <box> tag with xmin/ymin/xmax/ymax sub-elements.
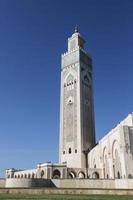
<box><xmin>64</xmin><ymin>71</ymin><xmax>77</xmax><ymax>85</ymax></box>
<box><xmin>78</xmin><ymin>171</ymin><xmax>85</xmax><ymax>179</ymax></box>
<box><xmin>112</xmin><ymin>140</ymin><xmax>121</xmax><ymax>178</ymax></box>
<box><xmin>68</xmin><ymin>171</ymin><xmax>77</xmax><ymax>179</ymax></box>
<box><xmin>112</xmin><ymin>140</ymin><xmax>119</xmax><ymax>160</ymax></box>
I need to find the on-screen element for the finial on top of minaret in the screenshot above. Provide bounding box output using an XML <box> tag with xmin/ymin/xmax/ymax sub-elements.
<box><xmin>75</xmin><ymin>25</ymin><xmax>79</xmax><ymax>33</ymax></box>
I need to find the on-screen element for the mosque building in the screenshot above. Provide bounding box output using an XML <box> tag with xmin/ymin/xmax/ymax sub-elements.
<box><xmin>5</xmin><ymin>28</ymin><xmax>133</xmax><ymax>187</ymax></box>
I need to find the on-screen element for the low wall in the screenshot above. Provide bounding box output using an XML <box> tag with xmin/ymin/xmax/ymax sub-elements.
<box><xmin>5</xmin><ymin>178</ymin><xmax>133</xmax><ymax>189</ymax></box>
<box><xmin>52</xmin><ymin>179</ymin><xmax>115</xmax><ymax>189</ymax></box>
<box><xmin>0</xmin><ymin>188</ymin><xmax>133</xmax><ymax>195</ymax></box>
<box><xmin>115</xmin><ymin>179</ymin><xmax>133</xmax><ymax>189</ymax></box>
<box><xmin>0</xmin><ymin>179</ymin><xmax>5</xmax><ymax>188</ymax></box>
<box><xmin>52</xmin><ymin>179</ymin><xmax>133</xmax><ymax>189</ymax></box>
<box><xmin>5</xmin><ymin>179</ymin><xmax>54</xmax><ymax>188</ymax></box>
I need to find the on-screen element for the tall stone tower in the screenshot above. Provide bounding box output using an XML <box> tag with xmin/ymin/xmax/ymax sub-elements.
<box><xmin>59</xmin><ymin>28</ymin><xmax>95</xmax><ymax>168</ymax></box>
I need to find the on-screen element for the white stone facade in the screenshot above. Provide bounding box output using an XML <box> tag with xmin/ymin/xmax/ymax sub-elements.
<box><xmin>88</xmin><ymin>113</ymin><xmax>133</xmax><ymax>179</ymax></box>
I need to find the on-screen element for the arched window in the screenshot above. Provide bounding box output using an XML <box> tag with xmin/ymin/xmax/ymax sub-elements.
<box><xmin>52</xmin><ymin>169</ymin><xmax>61</xmax><ymax>179</ymax></box>
<box><xmin>41</xmin><ymin>170</ymin><xmax>44</xmax><ymax>178</ymax></box>
<box><xmin>117</xmin><ymin>171</ymin><xmax>120</xmax><ymax>179</ymax></box>
<box><xmin>78</xmin><ymin>171</ymin><xmax>85</xmax><ymax>179</ymax></box>
<box><xmin>69</xmin><ymin>148</ymin><xmax>71</xmax><ymax>154</ymax></box>
<box><xmin>92</xmin><ymin>172</ymin><xmax>100</xmax><ymax>179</ymax></box>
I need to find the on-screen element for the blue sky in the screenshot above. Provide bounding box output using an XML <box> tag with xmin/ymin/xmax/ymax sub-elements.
<box><xmin>0</xmin><ymin>0</ymin><xmax>133</xmax><ymax>177</ymax></box>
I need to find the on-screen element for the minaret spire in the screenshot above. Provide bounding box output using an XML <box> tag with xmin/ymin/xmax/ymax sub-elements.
<box><xmin>75</xmin><ymin>25</ymin><xmax>79</xmax><ymax>33</ymax></box>
<box><xmin>68</xmin><ymin>26</ymin><xmax>85</xmax><ymax>51</ymax></box>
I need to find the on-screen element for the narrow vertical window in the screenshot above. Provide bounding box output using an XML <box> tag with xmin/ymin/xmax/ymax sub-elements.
<box><xmin>69</xmin><ymin>148</ymin><xmax>71</xmax><ymax>154</ymax></box>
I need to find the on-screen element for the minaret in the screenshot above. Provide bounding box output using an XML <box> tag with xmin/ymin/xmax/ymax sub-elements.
<box><xmin>59</xmin><ymin>27</ymin><xmax>95</xmax><ymax>168</ymax></box>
